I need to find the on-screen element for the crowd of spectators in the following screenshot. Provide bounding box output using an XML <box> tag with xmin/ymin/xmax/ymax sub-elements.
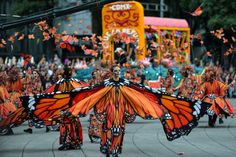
<box><xmin>0</xmin><ymin>49</ymin><xmax>236</xmax><ymax>98</ymax></box>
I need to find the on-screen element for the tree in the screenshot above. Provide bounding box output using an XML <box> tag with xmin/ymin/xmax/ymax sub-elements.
<box><xmin>179</xmin><ymin>0</ymin><xmax>236</xmax><ymax>31</ymax></box>
<box><xmin>179</xmin><ymin>0</ymin><xmax>236</xmax><ymax>67</ymax></box>
<box><xmin>202</xmin><ymin>0</ymin><xmax>236</xmax><ymax>30</ymax></box>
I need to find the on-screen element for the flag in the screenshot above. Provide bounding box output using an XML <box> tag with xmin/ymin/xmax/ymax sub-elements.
<box><xmin>190</xmin><ymin>4</ymin><xmax>203</xmax><ymax>16</ymax></box>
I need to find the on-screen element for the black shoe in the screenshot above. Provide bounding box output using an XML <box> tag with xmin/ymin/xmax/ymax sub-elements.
<box><xmin>24</xmin><ymin>128</ymin><xmax>33</xmax><ymax>134</ymax></box>
<box><xmin>219</xmin><ymin>118</ymin><xmax>224</xmax><ymax>124</ymax></box>
<box><xmin>58</xmin><ymin>145</ymin><xmax>66</xmax><ymax>151</ymax></box>
<box><xmin>208</xmin><ymin>120</ymin><xmax>215</xmax><ymax>127</ymax></box>
<box><xmin>208</xmin><ymin>123</ymin><xmax>215</xmax><ymax>127</ymax></box>
<box><xmin>68</xmin><ymin>145</ymin><xmax>76</xmax><ymax>150</ymax></box>
<box><xmin>89</xmin><ymin>135</ymin><xmax>94</xmax><ymax>143</ymax></box>
<box><xmin>0</xmin><ymin>127</ymin><xmax>14</xmax><ymax>135</ymax></box>
<box><xmin>7</xmin><ymin>127</ymin><xmax>14</xmax><ymax>135</ymax></box>
<box><xmin>46</xmin><ymin>127</ymin><xmax>50</xmax><ymax>132</ymax></box>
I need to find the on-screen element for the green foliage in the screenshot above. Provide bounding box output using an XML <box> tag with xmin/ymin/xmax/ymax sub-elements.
<box><xmin>11</xmin><ymin>0</ymin><xmax>58</xmax><ymax>16</ymax></box>
<box><xmin>179</xmin><ymin>0</ymin><xmax>236</xmax><ymax>30</ymax></box>
<box><xmin>203</xmin><ymin>0</ymin><xmax>236</xmax><ymax>30</ymax></box>
<box><xmin>179</xmin><ymin>0</ymin><xmax>200</xmax><ymax>12</ymax></box>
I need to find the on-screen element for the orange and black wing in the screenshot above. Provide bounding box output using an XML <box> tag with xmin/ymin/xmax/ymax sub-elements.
<box><xmin>130</xmin><ymin>83</ymin><xmax>209</xmax><ymax>140</ymax></box>
<box><xmin>21</xmin><ymin>85</ymin><xmax>104</xmax><ymax>121</ymax></box>
<box><xmin>156</xmin><ymin>93</ymin><xmax>208</xmax><ymax>141</ymax></box>
<box><xmin>69</xmin><ymin>83</ymin><xmax>166</xmax><ymax>122</ymax></box>
<box><xmin>0</xmin><ymin>107</ymin><xmax>29</xmax><ymax>127</ymax></box>
<box><xmin>44</xmin><ymin>78</ymin><xmax>89</xmax><ymax>93</ymax></box>
<box><xmin>21</xmin><ymin>93</ymin><xmax>72</xmax><ymax>121</ymax></box>
<box><xmin>120</xmin><ymin>85</ymin><xmax>167</xmax><ymax>120</ymax></box>
<box><xmin>69</xmin><ymin>85</ymin><xmax>112</xmax><ymax>117</ymax></box>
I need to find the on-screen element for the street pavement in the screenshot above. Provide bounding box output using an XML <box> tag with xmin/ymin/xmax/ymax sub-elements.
<box><xmin>0</xmin><ymin>99</ymin><xmax>236</xmax><ymax>157</ymax></box>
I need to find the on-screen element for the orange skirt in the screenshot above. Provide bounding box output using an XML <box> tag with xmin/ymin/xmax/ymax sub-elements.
<box><xmin>0</xmin><ymin>102</ymin><xmax>17</xmax><ymax>119</ymax></box>
<box><xmin>204</xmin><ymin>97</ymin><xmax>235</xmax><ymax>116</ymax></box>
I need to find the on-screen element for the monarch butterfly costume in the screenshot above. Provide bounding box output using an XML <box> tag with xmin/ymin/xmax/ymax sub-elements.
<box><xmin>20</xmin><ymin>77</ymin><xmax>208</xmax><ymax>157</ymax></box>
<box><xmin>160</xmin><ymin>69</ymin><xmax>175</xmax><ymax>94</ymax></box>
<box><xmin>0</xmin><ymin>72</ymin><xmax>17</xmax><ymax>119</ymax></box>
<box><xmin>0</xmin><ymin>77</ymin><xmax>88</xmax><ymax>141</ymax></box>
<box><xmin>88</xmin><ymin>113</ymin><xmax>102</xmax><ymax>143</ymax></box>
<box><xmin>191</xmin><ymin>74</ymin><xmax>204</xmax><ymax>100</ymax></box>
<box><xmin>44</xmin><ymin>78</ymin><xmax>88</xmax><ymax>93</ymax></box>
<box><xmin>0</xmin><ymin>70</ymin><xmax>29</xmax><ymax>130</ymax></box>
<box><xmin>200</xmin><ymin>80</ymin><xmax>235</xmax><ymax>125</ymax></box>
<box><xmin>200</xmin><ymin>67</ymin><xmax>235</xmax><ymax>127</ymax></box>
<box><xmin>0</xmin><ymin>85</ymin><xmax>17</xmax><ymax>120</ymax></box>
<box><xmin>7</xmin><ymin>67</ymin><xmax>22</xmax><ymax>108</ymax></box>
<box><xmin>44</xmin><ymin>77</ymin><xmax>88</xmax><ymax>150</ymax></box>
<box><xmin>22</xmin><ymin>70</ymin><xmax>43</xmax><ymax>134</ymax></box>
<box><xmin>0</xmin><ymin>72</ymin><xmax>17</xmax><ymax>135</ymax></box>
<box><xmin>176</xmin><ymin>66</ymin><xmax>197</xmax><ymax>98</ymax></box>
<box><xmin>88</xmin><ymin>70</ymin><xmax>104</xmax><ymax>143</ymax></box>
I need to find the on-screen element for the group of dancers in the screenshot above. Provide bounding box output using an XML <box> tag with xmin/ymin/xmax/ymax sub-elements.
<box><xmin>0</xmin><ymin>63</ymin><xmax>235</xmax><ymax>157</ymax></box>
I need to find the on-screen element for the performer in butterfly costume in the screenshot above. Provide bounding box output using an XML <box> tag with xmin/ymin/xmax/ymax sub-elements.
<box><xmin>4</xmin><ymin>65</ymin><xmax>207</xmax><ymax>156</ymax></box>
<box><xmin>0</xmin><ymin>71</ymin><xmax>17</xmax><ymax>135</ymax></box>
<box><xmin>0</xmin><ymin>67</ymin><xmax>88</xmax><ymax>145</ymax></box>
<box><xmin>174</xmin><ymin>65</ymin><xmax>197</xmax><ymax>98</ymax></box>
<box><xmin>0</xmin><ymin>67</ymin><xmax>23</xmax><ymax>135</ymax></box>
<box><xmin>160</xmin><ymin>68</ymin><xmax>175</xmax><ymax>94</ymax></box>
<box><xmin>7</xmin><ymin>67</ymin><xmax>22</xmax><ymax>108</ymax></box>
<box><xmin>21</xmin><ymin>65</ymin><xmax>207</xmax><ymax>156</ymax></box>
<box><xmin>0</xmin><ymin>72</ymin><xmax>17</xmax><ymax>120</ymax></box>
<box><xmin>45</xmin><ymin>67</ymin><xmax>88</xmax><ymax>150</ymax></box>
<box><xmin>199</xmin><ymin>67</ymin><xmax>235</xmax><ymax>127</ymax></box>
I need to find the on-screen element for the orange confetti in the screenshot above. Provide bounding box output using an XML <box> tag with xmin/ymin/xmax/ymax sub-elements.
<box><xmin>57</xmin><ymin>23</ymin><xmax>61</xmax><ymax>26</ymax></box>
<box><xmin>49</xmin><ymin>27</ymin><xmax>57</xmax><ymax>35</ymax></box>
<box><xmin>61</xmin><ymin>35</ymin><xmax>73</xmax><ymax>43</ymax></box>
<box><xmin>73</xmin><ymin>31</ymin><xmax>78</xmax><ymax>35</ymax></box>
<box><xmin>54</xmin><ymin>34</ymin><xmax>62</xmax><ymax>43</ymax></box>
<box><xmin>81</xmin><ymin>45</ymin><xmax>86</xmax><ymax>50</ymax></box>
<box><xmin>91</xmin><ymin>50</ymin><xmax>98</xmax><ymax>57</ymax></box>
<box><xmin>62</xmin><ymin>31</ymin><xmax>67</xmax><ymax>35</ymax></box>
<box><xmin>92</xmin><ymin>33</ymin><xmax>96</xmax><ymax>38</ymax></box>
<box><xmin>8</xmin><ymin>35</ymin><xmax>15</xmax><ymax>43</ymax></box>
<box><xmin>28</xmin><ymin>34</ymin><xmax>35</xmax><ymax>39</ymax></box>
<box><xmin>0</xmin><ymin>43</ymin><xmax>5</xmax><ymax>48</ymax></box>
<box><xmin>73</xmin><ymin>37</ymin><xmax>79</xmax><ymax>43</ymax></box>
<box><xmin>43</xmin><ymin>32</ymin><xmax>50</xmax><ymax>41</ymax></box>
<box><xmin>83</xmin><ymin>36</ymin><xmax>89</xmax><ymax>41</ymax></box>
<box><xmin>1</xmin><ymin>39</ymin><xmax>6</xmax><ymax>44</ymax></box>
<box><xmin>18</xmin><ymin>34</ymin><xmax>25</xmax><ymax>40</ymax></box>
<box><xmin>67</xmin><ymin>24</ymin><xmax>72</xmax><ymax>27</ymax></box>
<box><xmin>36</xmin><ymin>20</ymin><xmax>48</xmax><ymax>30</ymax></box>
<box><xmin>79</xmin><ymin>20</ymin><xmax>83</xmax><ymax>24</ymax></box>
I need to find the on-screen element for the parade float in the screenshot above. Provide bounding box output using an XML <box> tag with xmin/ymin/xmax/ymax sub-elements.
<box><xmin>102</xmin><ymin>1</ymin><xmax>190</xmax><ymax>64</ymax></box>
